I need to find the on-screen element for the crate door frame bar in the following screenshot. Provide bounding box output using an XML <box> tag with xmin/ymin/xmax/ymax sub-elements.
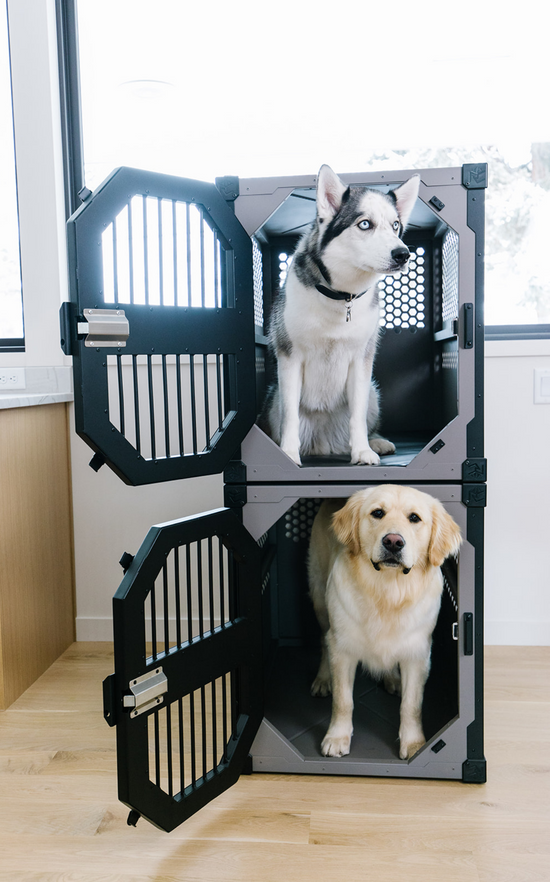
<box><xmin>106</xmin><ymin>507</ymin><xmax>263</xmax><ymax>833</ymax></box>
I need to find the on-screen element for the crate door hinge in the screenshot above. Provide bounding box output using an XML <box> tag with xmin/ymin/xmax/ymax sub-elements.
<box><xmin>77</xmin><ymin>308</ymin><xmax>130</xmax><ymax>348</ymax></box>
<box><xmin>123</xmin><ymin>667</ymin><xmax>168</xmax><ymax>718</ymax></box>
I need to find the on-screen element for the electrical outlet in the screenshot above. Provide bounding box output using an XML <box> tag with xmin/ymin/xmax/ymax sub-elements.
<box><xmin>534</xmin><ymin>368</ymin><xmax>550</xmax><ymax>404</ymax></box>
<box><xmin>0</xmin><ymin>367</ymin><xmax>26</xmax><ymax>390</ymax></box>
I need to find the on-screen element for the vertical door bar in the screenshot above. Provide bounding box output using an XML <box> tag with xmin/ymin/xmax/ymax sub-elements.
<box><xmin>128</xmin><ymin>200</ymin><xmax>134</xmax><ymax>304</ymax></box>
<box><xmin>143</xmin><ymin>195</ymin><xmax>150</xmax><ymax>305</ymax></box>
<box><xmin>147</xmin><ymin>354</ymin><xmax>156</xmax><ymax>461</ymax></box>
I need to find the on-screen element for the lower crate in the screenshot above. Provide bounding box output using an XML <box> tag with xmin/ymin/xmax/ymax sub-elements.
<box><xmin>106</xmin><ymin>481</ymin><xmax>485</xmax><ymax>832</ymax></box>
<box><xmin>242</xmin><ymin>484</ymin><xmax>484</xmax><ymax>781</ymax></box>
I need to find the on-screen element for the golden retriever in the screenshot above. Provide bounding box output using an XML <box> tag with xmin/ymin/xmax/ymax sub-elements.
<box><xmin>308</xmin><ymin>485</ymin><xmax>462</xmax><ymax>760</ymax></box>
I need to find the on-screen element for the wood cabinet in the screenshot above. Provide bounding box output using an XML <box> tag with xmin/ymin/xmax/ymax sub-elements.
<box><xmin>0</xmin><ymin>403</ymin><xmax>75</xmax><ymax>708</ymax></box>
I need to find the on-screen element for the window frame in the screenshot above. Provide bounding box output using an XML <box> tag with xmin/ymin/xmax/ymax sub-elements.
<box><xmin>55</xmin><ymin>0</ymin><xmax>84</xmax><ymax>219</ymax></box>
<box><xmin>485</xmin><ymin>323</ymin><xmax>550</xmax><ymax>341</ymax></box>
<box><xmin>1</xmin><ymin>0</ymin><xmax>24</xmax><ymax>353</ymax></box>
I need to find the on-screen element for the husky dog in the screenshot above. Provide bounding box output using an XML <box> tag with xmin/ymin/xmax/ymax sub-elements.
<box><xmin>261</xmin><ymin>165</ymin><xmax>420</xmax><ymax>465</ymax></box>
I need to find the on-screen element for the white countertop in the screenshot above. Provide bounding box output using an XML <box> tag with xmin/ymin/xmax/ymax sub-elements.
<box><xmin>0</xmin><ymin>366</ymin><xmax>73</xmax><ymax>410</ymax></box>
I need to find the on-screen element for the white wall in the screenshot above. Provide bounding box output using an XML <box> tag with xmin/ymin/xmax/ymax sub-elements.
<box><xmin>484</xmin><ymin>340</ymin><xmax>550</xmax><ymax>644</ymax></box>
<box><xmin>4</xmin><ymin>0</ymin><xmax>69</xmax><ymax>372</ymax></box>
<box><xmin>70</xmin><ymin>421</ymin><xmax>223</xmax><ymax>640</ymax></box>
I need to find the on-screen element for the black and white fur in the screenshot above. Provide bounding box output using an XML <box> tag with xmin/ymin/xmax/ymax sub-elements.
<box><xmin>261</xmin><ymin>165</ymin><xmax>420</xmax><ymax>465</ymax></box>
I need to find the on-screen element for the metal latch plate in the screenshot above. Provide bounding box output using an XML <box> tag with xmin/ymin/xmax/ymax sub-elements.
<box><xmin>77</xmin><ymin>308</ymin><xmax>129</xmax><ymax>347</ymax></box>
<box><xmin>123</xmin><ymin>667</ymin><xmax>168</xmax><ymax>718</ymax></box>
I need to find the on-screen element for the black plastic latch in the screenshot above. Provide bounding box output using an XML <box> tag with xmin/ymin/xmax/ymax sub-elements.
<box><xmin>462</xmin><ymin>458</ymin><xmax>487</xmax><ymax>482</ymax></box>
<box><xmin>431</xmin><ymin>739</ymin><xmax>446</xmax><ymax>754</ymax></box>
<box><xmin>463</xmin><ymin>302</ymin><xmax>474</xmax><ymax>349</ymax></box>
<box><xmin>89</xmin><ymin>452</ymin><xmax>106</xmax><ymax>472</ymax></box>
<box><xmin>430</xmin><ymin>439</ymin><xmax>445</xmax><ymax>454</ymax></box>
<box><xmin>103</xmin><ymin>674</ymin><xmax>117</xmax><ymax>727</ymax></box>
<box><xmin>119</xmin><ymin>552</ymin><xmax>135</xmax><ymax>573</ymax></box>
<box><xmin>462</xmin><ymin>484</ymin><xmax>487</xmax><ymax>507</ymax></box>
<box><xmin>59</xmin><ymin>302</ymin><xmax>76</xmax><ymax>356</ymax></box>
<box><xmin>224</xmin><ymin>460</ymin><xmax>246</xmax><ymax>484</ymax></box>
<box><xmin>224</xmin><ymin>484</ymin><xmax>247</xmax><ymax>509</ymax></box>
<box><xmin>215</xmin><ymin>176</ymin><xmax>239</xmax><ymax>203</ymax></box>
<box><xmin>429</xmin><ymin>195</ymin><xmax>445</xmax><ymax>211</ymax></box>
<box><xmin>78</xmin><ymin>186</ymin><xmax>93</xmax><ymax>202</ymax></box>
<box><xmin>462</xmin><ymin>163</ymin><xmax>488</xmax><ymax>189</ymax></box>
<box><xmin>462</xmin><ymin>759</ymin><xmax>487</xmax><ymax>783</ymax></box>
<box><xmin>463</xmin><ymin>612</ymin><xmax>474</xmax><ymax>655</ymax></box>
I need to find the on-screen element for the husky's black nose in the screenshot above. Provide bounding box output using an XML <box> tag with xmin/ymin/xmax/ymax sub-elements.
<box><xmin>382</xmin><ymin>533</ymin><xmax>405</xmax><ymax>553</ymax></box>
<box><xmin>391</xmin><ymin>247</ymin><xmax>410</xmax><ymax>266</ymax></box>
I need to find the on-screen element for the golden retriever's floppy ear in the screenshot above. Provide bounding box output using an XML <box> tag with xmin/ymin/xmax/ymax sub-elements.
<box><xmin>331</xmin><ymin>492</ymin><xmax>368</xmax><ymax>556</ymax></box>
<box><xmin>428</xmin><ymin>500</ymin><xmax>462</xmax><ymax>567</ymax></box>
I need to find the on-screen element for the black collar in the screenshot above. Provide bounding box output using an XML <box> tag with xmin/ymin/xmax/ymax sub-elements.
<box><xmin>315</xmin><ymin>283</ymin><xmax>368</xmax><ymax>302</ymax></box>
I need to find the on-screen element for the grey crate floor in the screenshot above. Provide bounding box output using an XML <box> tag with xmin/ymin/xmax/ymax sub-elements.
<box><xmin>263</xmin><ymin>646</ymin><xmax>457</xmax><ymax>762</ymax></box>
<box><xmin>300</xmin><ymin>437</ymin><xmax>429</xmax><ymax>469</ymax></box>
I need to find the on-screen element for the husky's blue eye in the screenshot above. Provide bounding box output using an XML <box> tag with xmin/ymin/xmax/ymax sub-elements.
<box><xmin>393</xmin><ymin>220</ymin><xmax>400</xmax><ymax>231</ymax></box>
<box><xmin>358</xmin><ymin>219</ymin><xmax>371</xmax><ymax>230</ymax></box>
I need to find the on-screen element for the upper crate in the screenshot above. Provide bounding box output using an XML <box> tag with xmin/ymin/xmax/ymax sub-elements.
<box><xmin>232</xmin><ymin>164</ymin><xmax>486</xmax><ymax>484</ymax></box>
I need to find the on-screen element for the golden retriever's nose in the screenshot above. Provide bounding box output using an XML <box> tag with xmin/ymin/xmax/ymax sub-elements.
<box><xmin>382</xmin><ymin>533</ymin><xmax>405</xmax><ymax>553</ymax></box>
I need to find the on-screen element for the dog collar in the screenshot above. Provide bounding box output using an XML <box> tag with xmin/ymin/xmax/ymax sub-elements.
<box><xmin>315</xmin><ymin>283</ymin><xmax>368</xmax><ymax>302</ymax></box>
<box><xmin>315</xmin><ymin>283</ymin><xmax>368</xmax><ymax>322</ymax></box>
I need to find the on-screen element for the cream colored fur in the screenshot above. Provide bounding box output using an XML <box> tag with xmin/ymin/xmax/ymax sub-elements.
<box><xmin>308</xmin><ymin>485</ymin><xmax>462</xmax><ymax>760</ymax></box>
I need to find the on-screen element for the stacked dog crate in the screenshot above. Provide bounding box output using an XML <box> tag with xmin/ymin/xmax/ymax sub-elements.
<box><xmin>231</xmin><ymin>164</ymin><xmax>487</xmax><ymax>786</ymax></box>
<box><xmin>63</xmin><ymin>162</ymin><xmax>487</xmax><ymax>833</ymax></box>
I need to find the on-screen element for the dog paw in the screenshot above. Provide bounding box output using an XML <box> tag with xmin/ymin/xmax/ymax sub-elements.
<box><xmin>369</xmin><ymin>437</ymin><xmax>396</xmax><ymax>456</ymax></box>
<box><xmin>281</xmin><ymin>444</ymin><xmax>302</xmax><ymax>465</ymax></box>
<box><xmin>311</xmin><ymin>676</ymin><xmax>331</xmax><ymax>697</ymax></box>
<box><xmin>350</xmin><ymin>447</ymin><xmax>380</xmax><ymax>466</ymax></box>
<box><xmin>321</xmin><ymin>733</ymin><xmax>352</xmax><ymax>757</ymax></box>
<box><xmin>399</xmin><ymin>735</ymin><xmax>425</xmax><ymax>760</ymax></box>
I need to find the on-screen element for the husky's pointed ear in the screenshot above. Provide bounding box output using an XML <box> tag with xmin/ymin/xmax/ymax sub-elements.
<box><xmin>317</xmin><ymin>165</ymin><xmax>348</xmax><ymax>221</ymax></box>
<box><xmin>428</xmin><ymin>499</ymin><xmax>462</xmax><ymax>568</ymax></box>
<box><xmin>390</xmin><ymin>174</ymin><xmax>420</xmax><ymax>230</ymax></box>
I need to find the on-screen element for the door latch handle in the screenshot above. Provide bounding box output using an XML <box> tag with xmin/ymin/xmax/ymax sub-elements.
<box><xmin>77</xmin><ymin>308</ymin><xmax>130</xmax><ymax>348</ymax></box>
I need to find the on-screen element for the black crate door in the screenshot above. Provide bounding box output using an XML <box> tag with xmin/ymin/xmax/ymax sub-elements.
<box><xmin>65</xmin><ymin>167</ymin><xmax>256</xmax><ymax>485</ymax></box>
<box><xmin>104</xmin><ymin>508</ymin><xmax>263</xmax><ymax>832</ymax></box>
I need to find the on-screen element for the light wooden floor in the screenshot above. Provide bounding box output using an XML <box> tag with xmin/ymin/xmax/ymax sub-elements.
<box><xmin>0</xmin><ymin>643</ymin><xmax>548</xmax><ymax>882</ymax></box>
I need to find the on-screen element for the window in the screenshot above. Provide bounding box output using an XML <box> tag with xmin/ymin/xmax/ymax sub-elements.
<box><xmin>65</xmin><ymin>0</ymin><xmax>549</xmax><ymax>338</ymax></box>
<box><xmin>0</xmin><ymin>0</ymin><xmax>24</xmax><ymax>352</ymax></box>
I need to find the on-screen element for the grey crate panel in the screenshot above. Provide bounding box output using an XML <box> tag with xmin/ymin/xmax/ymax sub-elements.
<box><xmin>234</xmin><ymin>166</ymin><xmax>483</xmax><ymax>483</ymax></box>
